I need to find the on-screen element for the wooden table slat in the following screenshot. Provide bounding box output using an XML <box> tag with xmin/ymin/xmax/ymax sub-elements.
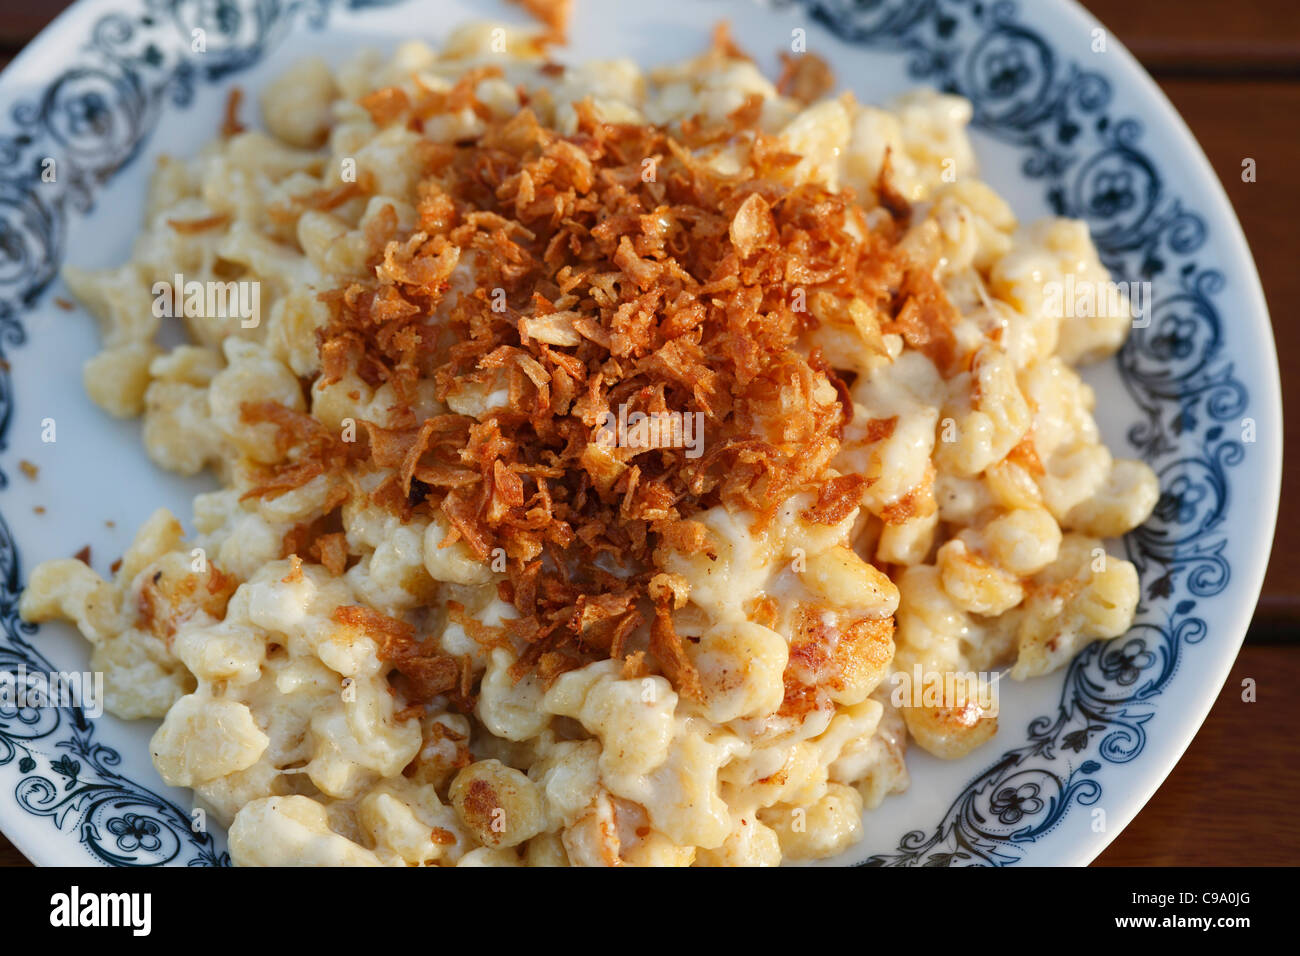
<box><xmin>1083</xmin><ymin>0</ymin><xmax>1300</xmax><ymax>71</ymax></box>
<box><xmin>0</xmin><ymin>4</ymin><xmax>60</xmax><ymax>50</ymax></box>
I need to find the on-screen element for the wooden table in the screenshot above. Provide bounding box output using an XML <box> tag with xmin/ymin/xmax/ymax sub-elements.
<box><xmin>1</xmin><ymin>0</ymin><xmax>1297</xmax><ymax>868</ymax></box>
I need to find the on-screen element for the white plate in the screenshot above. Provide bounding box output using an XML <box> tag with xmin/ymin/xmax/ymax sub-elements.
<box><xmin>0</xmin><ymin>0</ymin><xmax>1281</xmax><ymax>866</ymax></box>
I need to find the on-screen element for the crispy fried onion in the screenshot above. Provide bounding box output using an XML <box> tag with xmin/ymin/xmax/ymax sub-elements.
<box><xmin>246</xmin><ymin>66</ymin><xmax>958</xmax><ymax>699</ymax></box>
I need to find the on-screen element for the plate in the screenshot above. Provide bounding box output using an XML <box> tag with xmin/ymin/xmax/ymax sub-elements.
<box><xmin>0</xmin><ymin>0</ymin><xmax>1281</xmax><ymax>866</ymax></box>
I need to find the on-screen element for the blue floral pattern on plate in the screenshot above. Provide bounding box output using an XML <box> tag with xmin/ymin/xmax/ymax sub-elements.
<box><xmin>0</xmin><ymin>0</ymin><xmax>1250</xmax><ymax>866</ymax></box>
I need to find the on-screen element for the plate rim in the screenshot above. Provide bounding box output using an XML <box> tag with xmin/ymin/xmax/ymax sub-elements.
<box><xmin>0</xmin><ymin>0</ymin><xmax>1283</xmax><ymax>867</ymax></box>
